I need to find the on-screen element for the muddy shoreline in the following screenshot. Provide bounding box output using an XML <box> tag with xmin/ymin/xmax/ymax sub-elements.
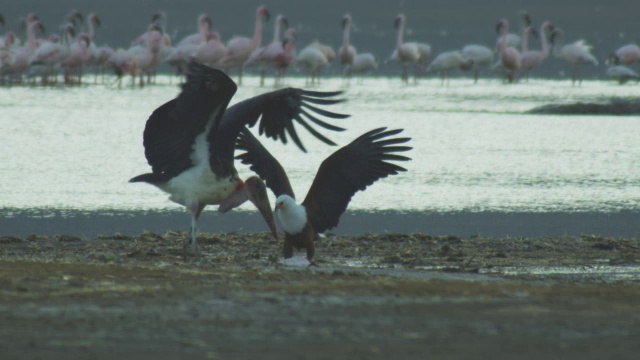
<box><xmin>1</xmin><ymin>232</ymin><xmax>639</xmax><ymax>359</ymax></box>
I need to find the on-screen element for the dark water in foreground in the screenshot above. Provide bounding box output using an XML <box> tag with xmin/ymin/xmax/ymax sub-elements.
<box><xmin>2</xmin><ymin>209</ymin><xmax>638</xmax><ymax>238</ymax></box>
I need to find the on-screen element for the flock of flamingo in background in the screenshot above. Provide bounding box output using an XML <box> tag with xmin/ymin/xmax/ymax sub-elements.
<box><xmin>1</xmin><ymin>8</ymin><xmax>640</xmax><ymax>87</ymax></box>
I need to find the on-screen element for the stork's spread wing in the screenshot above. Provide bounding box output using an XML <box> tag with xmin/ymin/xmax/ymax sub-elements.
<box><xmin>136</xmin><ymin>62</ymin><xmax>237</xmax><ymax>181</ymax></box>
<box><xmin>302</xmin><ymin>128</ymin><xmax>412</xmax><ymax>233</ymax></box>
<box><xmin>235</xmin><ymin>128</ymin><xmax>295</xmax><ymax>199</ymax></box>
<box><xmin>213</xmin><ymin>89</ymin><xmax>350</xmax><ymax>166</ymax></box>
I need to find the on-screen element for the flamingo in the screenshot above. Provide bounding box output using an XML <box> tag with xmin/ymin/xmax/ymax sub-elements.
<box><xmin>461</xmin><ymin>45</ymin><xmax>494</xmax><ymax>83</ymax></box>
<box><xmin>310</xmin><ymin>40</ymin><xmax>335</xmax><ymax>64</ymax></box>
<box><xmin>520</xmin><ymin>21</ymin><xmax>554</xmax><ymax>81</ymax></box>
<box><xmin>7</xmin><ymin>19</ymin><xmax>45</xmax><ymax>84</ymax></box>
<box><xmin>606</xmin><ymin>65</ymin><xmax>640</xmax><ymax>84</ymax></box>
<box><xmin>61</xmin><ymin>33</ymin><xmax>91</xmax><ymax>84</ymax></box>
<box><xmin>191</xmin><ymin>30</ymin><xmax>227</xmax><ymax>68</ymax></box>
<box><xmin>608</xmin><ymin>44</ymin><xmax>640</xmax><ymax>66</ymax></box>
<box><xmin>496</xmin><ymin>18</ymin><xmax>521</xmax><ymax>83</ymax></box>
<box><xmin>296</xmin><ymin>44</ymin><xmax>328</xmax><ymax>85</ymax></box>
<box><xmin>338</xmin><ymin>14</ymin><xmax>356</xmax><ymax>72</ymax></box>
<box><xmin>0</xmin><ymin>31</ymin><xmax>16</xmax><ymax>83</ymax></box>
<box><xmin>219</xmin><ymin>5</ymin><xmax>270</xmax><ymax>85</ymax></box>
<box><xmin>344</xmin><ymin>53</ymin><xmax>378</xmax><ymax>82</ymax></box>
<box><xmin>28</xmin><ymin>23</ymin><xmax>76</xmax><ymax>85</ymax></box>
<box><xmin>426</xmin><ymin>51</ymin><xmax>473</xmax><ymax>85</ymax></box>
<box><xmin>263</xmin><ymin>28</ymin><xmax>296</xmax><ymax>87</ymax></box>
<box><xmin>393</xmin><ymin>14</ymin><xmax>421</xmax><ymax>83</ymax></box>
<box><xmin>550</xmin><ymin>28</ymin><xmax>598</xmax><ymax>86</ymax></box>
<box><xmin>245</xmin><ymin>14</ymin><xmax>288</xmax><ymax>86</ymax></box>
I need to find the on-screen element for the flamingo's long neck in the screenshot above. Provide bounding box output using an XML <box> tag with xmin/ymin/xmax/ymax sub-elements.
<box><xmin>521</xmin><ymin>27</ymin><xmax>531</xmax><ymax>53</ymax></box>
<box><xmin>499</xmin><ymin>23</ymin><xmax>509</xmax><ymax>54</ymax></box>
<box><xmin>396</xmin><ymin>17</ymin><xmax>405</xmax><ymax>49</ymax></box>
<box><xmin>273</xmin><ymin>17</ymin><xmax>283</xmax><ymax>42</ymax></box>
<box><xmin>199</xmin><ymin>19</ymin><xmax>210</xmax><ymax>40</ymax></box>
<box><xmin>540</xmin><ymin>24</ymin><xmax>550</xmax><ymax>58</ymax></box>
<box><xmin>342</xmin><ymin>18</ymin><xmax>351</xmax><ymax>49</ymax></box>
<box><xmin>27</xmin><ymin>22</ymin><xmax>38</xmax><ymax>50</ymax></box>
<box><xmin>252</xmin><ymin>10</ymin><xmax>264</xmax><ymax>48</ymax></box>
<box><xmin>552</xmin><ymin>31</ymin><xmax>563</xmax><ymax>57</ymax></box>
<box><xmin>88</xmin><ymin>18</ymin><xmax>96</xmax><ymax>40</ymax></box>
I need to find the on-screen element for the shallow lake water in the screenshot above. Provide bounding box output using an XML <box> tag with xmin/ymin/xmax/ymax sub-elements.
<box><xmin>1</xmin><ymin>75</ymin><xmax>639</xmax><ymax>215</ymax></box>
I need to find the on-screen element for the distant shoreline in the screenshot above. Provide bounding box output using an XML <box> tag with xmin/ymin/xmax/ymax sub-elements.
<box><xmin>1</xmin><ymin>208</ymin><xmax>638</xmax><ymax>238</ymax></box>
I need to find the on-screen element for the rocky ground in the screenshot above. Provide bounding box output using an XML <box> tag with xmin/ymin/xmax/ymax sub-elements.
<box><xmin>1</xmin><ymin>232</ymin><xmax>639</xmax><ymax>359</ymax></box>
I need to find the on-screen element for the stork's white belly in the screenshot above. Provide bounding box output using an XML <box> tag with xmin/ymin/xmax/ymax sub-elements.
<box><xmin>159</xmin><ymin>164</ymin><xmax>236</xmax><ymax>207</ymax></box>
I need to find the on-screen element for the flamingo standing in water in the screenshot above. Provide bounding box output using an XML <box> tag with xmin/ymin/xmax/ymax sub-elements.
<box><xmin>606</xmin><ymin>65</ymin><xmax>640</xmax><ymax>84</ymax></box>
<box><xmin>8</xmin><ymin>19</ymin><xmax>45</xmax><ymax>84</ymax></box>
<box><xmin>245</xmin><ymin>14</ymin><xmax>288</xmax><ymax>86</ymax></box>
<box><xmin>550</xmin><ymin>28</ymin><xmax>598</xmax><ymax>86</ymax></box>
<box><xmin>219</xmin><ymin>5</ymin><xmax>270</xmax><ymax>85</ymax></box>
<box><xmin>461</xmin><ymin>45</ymin><xmax>494</xmax><ymax>83</ymax></box>
<box><xmin>296</xmin><ymin>44</ymin><xmax>329</xmax><ymax>85</ymax></box>
<box><xmin>338</xmin><ymin>14</ymin><xmax>356</xmax><ymax>74</ymax></box>
<box><xmin>496</xmin><ymin>18</ymin><xmax>521</xmax><ymax>83</ymax></box>
<box><xmin>393</xmin><ymin>14</ymin><xmax>421</xmax><ymax>83</ymax></box>
<box><xmin>61</xmin><ymin>33</ymin><xmax>91</xmax><ymax>84</ymax></box>
<box><xmin>0</xmin><ymin>31</ymin><xmax>16</xmax><ymax>83</ymax></box>
<box><xmin>426</xmin><ymin>51</ymin><xmax>473</xmax><ymax>85</ymax></box>
<box><xmin>608</xmin><ymin>44</ymin><xmax>640</xmax><ymax>66</ymax></box>
<box><xmin>28</xmin><ymin>23</ymin><xmax>76</xmax><ymax>84</ymax></box>
<box><xmin>520</xmin><ymin>21</ymin><xmax>554</xmax><ymax>81</ymax></box>
<box><xmin>264</xmin><ymin>27</ymin><xmax>296</xmax><ymax>87</ymax></box>
<box><xmin>346</xmin><ymin>53</ymin><xmax>378</xmax><ymax>80</ymax></box>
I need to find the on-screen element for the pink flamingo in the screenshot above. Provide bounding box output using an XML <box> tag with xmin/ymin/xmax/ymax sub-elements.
<box><xmin>191</xmin><ymin>30</ymin><xmax>227</xmax><ymax>67</ymax></box>
<box><xmin>8</xmin><ymin>19</ymin><xmax>45</xmax><ymax>83</ymax></box>
<box><xmin>461</xmin><ymin>45</ymin><xmax>494</xmax><ymax>83</ymax></box>
<box><xmin>608</xmin><ymin>44</ymin><xmax>640</xmax><ymax>66</ymax></box>
<box><xmin>338</xmin><ymin>14</ymin><xmax>356</xmax><ymax>70</ymax></box>
<box><xmin>61</xmin><ymin>33</ymin><xmax>91</xmax><ymax>84</ymax></box>
<box><xmin>28</xmin><ymin>23</ymin><xmax>76</xmax><ymax>84</ymax></box>
<box><xmin>520</xmin><ymin>21</ymin><xmax>554</xmax><ymax>81</ymax></box>
<box><xmin>426</xmin><ymin>50</ymin><xmax>473</xmax><ymax>85</ymax></box>
<box><xmin>264</xmin><ymin>28</ymin><xmax>296</xmax><ymax>86</ymax></box>
<box><xmin>0</xmin><ymin>31</ymin><xmax>16</xmax><ymax>83</ymax></box>
<box><xmin>394</xmin><ymin>14</ymin><xmax>421</xmax><ymax>83</ymax></box>
<box><xmin>496</xmin><ymin>18</ymin><xmax>521</xmax><ymax>83</ymax></box>
<box><xmin>245</xmin><ymin>14</ymin><xmax>288</xmax><ymax>86</ymax></box>
<box><xmin>219</xmin><ymin>5</ymin><xmax>270</xmax><ymax>85</ymax></box>
<box><xmin>550</xmin><ymin>28</ymin><xmax>598</xmax><ymax>86</ymax></box>
<box><xmin>177</xmin><ymin>14</ymin><xmax>211</xmax><ymax>47</ymax></box>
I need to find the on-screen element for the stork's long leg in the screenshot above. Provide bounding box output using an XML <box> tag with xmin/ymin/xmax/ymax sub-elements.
<box><xmin>184</xmin><ymin>203</ymin><xmax>206</xmax><ymax>261</ymax></box>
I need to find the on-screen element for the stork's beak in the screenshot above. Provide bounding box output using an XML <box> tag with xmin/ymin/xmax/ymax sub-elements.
<box><xmin>245</xmin><ymin>176</ymin><xmax>279</xmax><ymax>240</ymax></box>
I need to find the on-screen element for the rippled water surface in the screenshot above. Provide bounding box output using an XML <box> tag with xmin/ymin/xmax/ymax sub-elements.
<box><xmin>1</xmin><ymin>76</ymin><xmax>639</xmax><ymax>213</ymax></box>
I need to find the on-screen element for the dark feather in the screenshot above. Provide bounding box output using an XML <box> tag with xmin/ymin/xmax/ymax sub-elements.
<box><xmin>302</xmin><ymin>128</ymin><xmax>412</xmax><ymax>233</ymax></box>
<box><xmin>139</xmin><ymin>63</ymin><xmax>236</xmax><ymax>181</ymax></box>
<box><xmin>235</xmin><ymin>128</ymin><xmax>295</xmax><ymax>198</ymax></box>
<box><xmin>213</xmin><ymin>87</ymin><xmax>349</xmax><ymax>160</ymax></box>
